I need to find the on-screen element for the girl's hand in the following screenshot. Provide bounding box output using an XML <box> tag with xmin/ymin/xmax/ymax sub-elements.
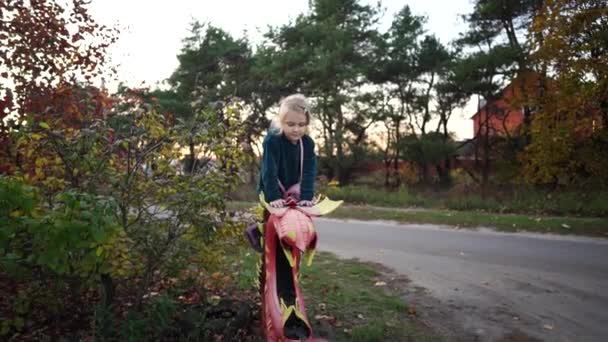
<box><xmin>269</xmin><ymin>199</ymin><xmax>286</xmax><ymax>208</ymax></box>
<box><xmin>298</xmin><ymin>200</ymin><xmax>315</xmax><ymax>207</ymax></box>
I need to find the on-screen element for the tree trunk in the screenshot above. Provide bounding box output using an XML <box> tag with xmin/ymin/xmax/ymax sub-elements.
<box><xmin>523</xmin><ymin>105</ymin><xmax>532</xmax><ymax>146</ymax></box>
<box><xmin>334</xmin><ymin>98</ymin><xmax>344</xmax><ymax>184</ymax></box>
<box><xmin>383</xmin><ymin>126</ymin><xmax>392</xmax><ymax>188</ymax></box>
<box><xmin>101</xmin><ymin>273</ymin><xmax>115</xmax><ymax>308</ymax></box>
<box><xmin>421</xmin><ymin>73</ymin><xmax>435</xmax><ymax>135</ymax></box>
<box><xmin>188</xmin><ymin>142</ymin><xmax>196</xmax><ymax>174</ymax></box>
<box><xmin>482</xmin><ymin>106</ymin><xmax>491</xmax><ymax>198</ymax></box>
<box><xmin>393</xmin><ymin>119</ymin><xmax>401</xmax><ymax>188</ymax></box>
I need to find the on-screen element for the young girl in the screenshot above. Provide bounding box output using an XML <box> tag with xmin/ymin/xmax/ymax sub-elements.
<box><xmin>258</xmin><ymin>94</ymin><xmax>316</xmax><ymax>208</ymax></box>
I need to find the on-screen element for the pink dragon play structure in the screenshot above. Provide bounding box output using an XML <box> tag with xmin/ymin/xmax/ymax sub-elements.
<box><xmin>247</xmin><ymin>194</ymin><xmax>342</xmax><ymax>341</ymax></box>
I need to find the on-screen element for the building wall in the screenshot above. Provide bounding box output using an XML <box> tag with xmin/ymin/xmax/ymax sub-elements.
<box><xmin>472</xmin><ymin>86</ymin><xmax>525</xmax><ymax>137</ymax></box>
<box><xmin>473</xmin><ymin>106</ymin><xmax>524</xmax><ymax>137</ymax></box>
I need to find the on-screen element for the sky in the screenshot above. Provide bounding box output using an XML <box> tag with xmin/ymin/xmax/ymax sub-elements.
<box><xmin>89</xmin><ymin>0</ymin><xmax>476</xmax><ymax>139</ymax></box>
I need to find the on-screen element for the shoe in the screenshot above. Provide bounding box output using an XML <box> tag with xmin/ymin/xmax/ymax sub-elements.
<box><xmin>244</xmin><ymin>223</ymin><xmax>263</xmax><ymax>253</ymax></box>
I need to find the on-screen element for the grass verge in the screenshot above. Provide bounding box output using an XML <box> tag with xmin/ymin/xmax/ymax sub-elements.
<box><xmin>323</xmin><ymin>185</ymin><xmax>608</xmax><ymax>217</ymax></box>
<box><xmin>227</xmin><ymin>201</ymin><xmax>608</xmax><ymax>237</ymax></box>
<box><xmin>233</xmin><ymin>249</ymin><xmax>436</xmax><ymax>341</ymax></box>
<box><xmin>327</xmin><ymin>205</ymin><xmax>608</xmax><ymax>237</ymax></box>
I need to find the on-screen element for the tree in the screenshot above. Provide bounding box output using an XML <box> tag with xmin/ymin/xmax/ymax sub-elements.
<box><xmin>521</xmin><ymin>0</ymin><xmax>608</xmax><ymax>188</ymax></box>
<box><xmin>263</xmin><ymin>0</ymin><xmax>382</xmax><ymax>184</ymax></box>
<box><xmin>454</xmin><ymin>0</ymin><xmax>539</xmax><ymax>190</ymax></box>
<box><xmin>400</xmin><ymin>132</ymin><xmax>457</xmax><ymax>184</ymax></box>
<box><xmin>407</xmin><ymin>35</ymin><xmax>455</xmax><ymax>185</ymax></box>
<box><xmin>433</xmin><ymin>59</ymin><xmax>470</xmax><ymax>186</ymax></box>
<box><xmin>167</xmin><ymin>21</ymin><xmax>252</xmax><ymax>171</ymax></box>
<box><xmin>452</xmin><ymin>52</ymin><xmax>509</xmax><ymax>191</ymax></box>
<box><xmin>0</xmin><ymin>0</ymin><xmax>117</xmax><ymax>174</ymax></box>
<box><xmin>370</xmin><ymin>6</ymin><xmax>461</xmax><ymax>187</ymax></box>
<box><xmin>369</xmin><ymin>5</ymin><xmax>425</xmax><ymax>187</ymax></box>
<box><xmin>169</xmin><ymin>22</ymin><xmax>251</xmax><ymax>111</ymax></box>
<box><xmin>1</xmin><ymin>84</ymin><xmax>248</xmax><ymax>337</ymax></box>
<box><xmin>462</xmin><ymin>0</ymin><xmax>543</xmax><ymax>145</ymax></box>
<box><xmin>0</xmin><ymin>2</ymin><xmax>249</xmax><ymax>337</ymax></box>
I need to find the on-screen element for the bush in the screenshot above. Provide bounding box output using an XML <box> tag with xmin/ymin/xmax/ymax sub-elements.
<box><xmin>1</xmin><ymin>93</ymin><xmax>249</xmax><ymax>339</ymax></box>
<box><xmin>0</xmin><ymin>177</ymin><xmax>120</xmax><ymax>337</ymax></box>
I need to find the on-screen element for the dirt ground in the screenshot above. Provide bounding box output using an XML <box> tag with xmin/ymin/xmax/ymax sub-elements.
<box><xmin>371</xmin><ymin>262</ymin><xmax>544</xmax><ymax>342</ymax></box>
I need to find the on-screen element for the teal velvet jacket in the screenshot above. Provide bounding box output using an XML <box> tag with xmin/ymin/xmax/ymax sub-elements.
<box><xmin>257</xmin><ymin>132</ymin><xmax>316</xmax><ymax>202</ymax></box>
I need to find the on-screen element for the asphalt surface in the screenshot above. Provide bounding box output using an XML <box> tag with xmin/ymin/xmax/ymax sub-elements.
<box><xmin>314</xmin><ymin>218</ymin><xmax>608</xmax><ymax>342</ymax></box>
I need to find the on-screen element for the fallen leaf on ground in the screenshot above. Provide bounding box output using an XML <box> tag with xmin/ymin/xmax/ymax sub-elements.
<box><xmin>543</xmin><ymin>324</ymin><xmax>554</xmax><ymax>330</ymax></box>
<box><xmin>142</xmin><ymin>291</ymin><xmax>159</xmax><ymax>299</ymax></box>
<box><xmin>374</xmin><ymin>281</ymin><xmax>387</xmax><ymax>286</ymax></box>
<box><xmin>209</xmin><ymin>295</ymin><xmax>221</xmax><ymax>305</ymax></box>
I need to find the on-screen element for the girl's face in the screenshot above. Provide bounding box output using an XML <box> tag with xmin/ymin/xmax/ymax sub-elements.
<box><xmin>282</xmin><ymin>110</ymin><xmax>308</xmax><ymax>143</ymax></box>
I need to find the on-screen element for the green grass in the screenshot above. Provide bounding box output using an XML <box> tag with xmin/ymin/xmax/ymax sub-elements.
<box><xmin>326</xmin><ymin>205</ymin><xmax>608</xmax><ymax>237</ymax></box>
<box><xmin>227</xmin><ymin>201</ymin><xmax>608</xmax><ymax>237</ymax></box>
<box><xmin>322</xmin><ymin>185</ymin><xmax>608</xmax><ymax>217</ymax></box>
<box><xmin>233</xmin><ymin>250</ymin><xmax>436</xmax><ymax>341</ymax></box>
<box><xmin>324</xmin><ymin>185</ymin><xmax>433</xmax><ymax>208</ymax></box>
<box><xmin>228</xmin><ymin>180</ymin><xmax>608</xmax><ymax>217</ymax></box>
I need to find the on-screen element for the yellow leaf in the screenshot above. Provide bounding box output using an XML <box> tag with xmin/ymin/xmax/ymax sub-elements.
<box><xmin>35</xmin><ymin>168</ymin><xmax>45</xmax><ymax>179</ymax></box>
<box><xmin>39</xmin><ymin>122</ymin><xmax>50</xmax><ymax>129</ymax></box>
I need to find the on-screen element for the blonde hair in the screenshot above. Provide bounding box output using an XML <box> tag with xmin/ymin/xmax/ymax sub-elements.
<box><xmin>271</xmin><ymin>93</ymin><xmax>311</xmax><ymax>134</ymax></box>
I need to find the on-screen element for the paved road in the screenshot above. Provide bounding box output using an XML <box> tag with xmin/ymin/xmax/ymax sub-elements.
<box><xmin>314</xmin><ymin>218</ymin><xmax>608</xmax><ymax>342</ymax></box>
